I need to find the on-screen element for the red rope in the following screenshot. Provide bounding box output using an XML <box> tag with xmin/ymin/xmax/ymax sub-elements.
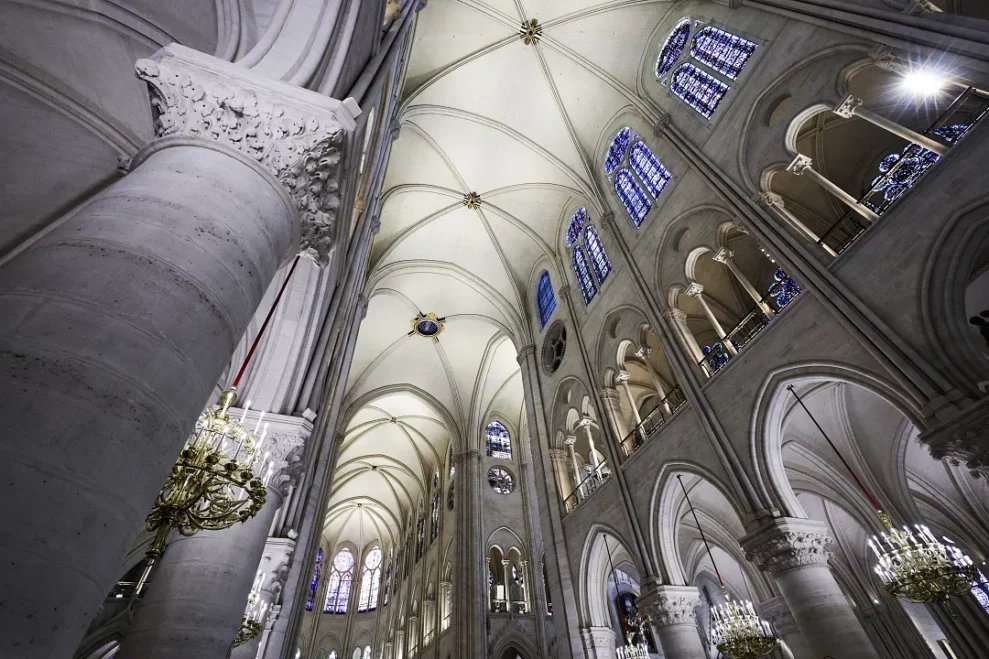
<box><xmin>787</xmin><ymin>385</ymin><xmax>883</xmax><ymax>513</ymax></box>
<box><xmin>232</xmin><ymin>256</ymin><xmax>301</xmax><ymax>388</ymax></box>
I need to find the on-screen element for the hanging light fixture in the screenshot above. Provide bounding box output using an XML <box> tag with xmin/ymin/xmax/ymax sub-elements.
<box><xmin>602</xmin><ymin>537</ymin><xmax>651</xmax><ymax>659</ymax></box>
<box><xmin>676</xmin><ymin>475</ymin><xmax>778</xmax><ymax>659</ymax></box>
<box><xmin>787</xmin><ymin>385</ymin><xmax>978</xmax><ymax>607</ymax></box>
<box><xmin>234</xmin><ymin>573</ymin><xmax>269</xmax><ymax>647</ymax></box>
<box><xmin>134</xmin><ymin>257</ymin><xmax>302</xmax><ymax>595</ymax></box>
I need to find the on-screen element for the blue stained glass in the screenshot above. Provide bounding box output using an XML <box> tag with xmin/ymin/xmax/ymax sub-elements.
<box><xmin>416</xmin><ymin>512</ymin><xmax>425</xmax><ymax>561</ymax></box>
<box><xmin>486</xmin><ymin>421</ymin><xmax>512</xmax><ymax>458</ymax></box>
<box><xmin>572</xmin><ymin>248</ymin><xmax>597</xmax><ymax>305</ymax></box>
<box><xmin>629</xmin><ymin>142</ymin><xmax>673</xmax><ymax>199</ymax></box>
<box><xmin>306</xmin><ymin>547</ymin><xmax>324</xmax><ymax>611</ymax></box>
<box><xmin>384</xmin><ymin>563</ymin><xmax>392</xmax><ymax>606</ymax></box>
<box><xmin>657</xmin><ymin>20</ymin><xmax>691</xmax><ymax>78</ymax></box>
<box><xmin>863</xmin><ymin>144</ymin><xmax>939</xmax><ymax>215</ymax></box>
<box><xmin>702</xmin><ymin>344</ymin><xmax>730</xmax><ymax>374</ymax></box>
<box><xmin>671</xmin><ymin>64</ymin><xmax>730</xmax><ymax>119</ymax></box>
<box><xmin>431</xmin><ymin>490</ymin><xmax>440</xmax><ymax>541</ymax></box>
<box><xmin>934</xmin><ymin>123</ymin><xmax>968</xmax><ymax>144</ymax></box>
<box><xmin>566</xmin><ymin>207</ymin><xmax>587</xmax><ymax>247</ymax></box>
<box><xmin>615</xmin><ymin>170</ymin><xmax>652</xmax><ymax>226</ymax></box>
<box><xmin>584</xmin><ymin>226</ymin><xmax>612</xmax><ymax>284</ymax></box>
<box><xmin>324</xmin><ymin>548</ymin><xmax>355</xmax><ymax>613</ymax></box>
<box><xmin>604</xmin><ymin>127</ymin><xmax>636</xmax><ymax>174</ymax></box>
<box><xmin>335</xmin><ymin>573</ymin><xmax>351</xmax><ymax>613</ymax></box>
<box><xmin>768</xmin><ymin>268</ymin><xmax>801</xmax><ymax>309</ymax></box>
<box><xmin>690</xmin><ymin>26</ymin><xmax>756</xmax><ymax>80</ymax></box>
<box><xmin>537</xmin><ymin>271</ymin><xmax>557</xmax><ymax>328</ymax></box>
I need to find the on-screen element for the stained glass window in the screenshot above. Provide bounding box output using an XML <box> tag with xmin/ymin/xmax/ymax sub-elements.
<box><xmin>306</xmin><ymin>547</ymin><xmax>324</xmax><ymax>611</ymax></box>
<box><xmin>767</xmin><ymin>268</ymin><xmax>801</xmax><ymax>310</ymax></box>
<box><xmin>615</xmin><ymin>170</ymin><xmax>652</xmax><ymax>226</ymax></box>
<box><xmin>584</xmin><ymin>226</ymin><xmax>612</xmax><ymax>284</ymax></box>
<box><xmin>690</xmin><ymin>26</ymin><xmax>756</xmax><ymax>80</ymax></box>
<box><xmin>566</xmin><ymin>207</ymin><xmax>586</xmax><ymax>247</ymax></box>
<box><xmin>430</xmin><ymin>475</ymin><xmax>440</xmax><ymax>542</ymax></box>
<box><xmin>656</xmin><ymin>19</ymin><xmax>691</xmax><ymax>78</ymax></box>
<box><xmin>537</xmin><ymin>272</ymin><xmax>557</xmax><ymax>328</ymax></box>
<box><xmin>629</xmin><ymin>142</ymin><xmax>672</xmax><ymax>199</ymax></box>
<box><xmin>485</xmin><ymin>421</ymin><xmax>512</xmax><ymax>459</ymax></box>
<box><xmin>416</xmin><ymin>506</ymin><xmax>425</xmax><ymax>561</ymax></box>
<box><xmin>863</xmin><ymin>144</ymin><xmax>940</xmax><ymax>215</ymax></box>
<box><xmin>671</xmin><ymin>64</ymin><xmax>730</xmax><ymax>119</ymax></box>
<box><xmin>448</xmin><ymin>480</ymin><xmax>455</xmax><ymax>510</ymax></box>
<box><xmin>488</xmin><ymin>467</ymin><xmax>515</xmax><ymax>494</ymax></box>
<box><xmin>604</xmin><ymin>127</ymin><xmax>636</xmax><ymax>174</ymax></box>
<box><xmin>358</xmin><ymin>547</ymin><xmax>383</xmax><ymax>612</ymax></box>
<box><xmin>324</xmin><ymin>548</ymin><xmax>355</xmax><ymax>614</ymax></box>
<box><xmin>572</xmin><ymin>248</ymin><xmax>597</xmax><ymax>305</ymax></box>
<box><xmin>362</xmin><ymin>647</ymin><xmax>371</xmax><ymax>659</ymax></box>
<box><xmin>384</xmin><ymin>560</ymin><xmax>392</xmax><ymax>606</ymax></box>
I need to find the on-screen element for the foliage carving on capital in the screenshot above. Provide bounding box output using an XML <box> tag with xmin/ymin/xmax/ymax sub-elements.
<box><xmin>135</xmin><ymin>46</ymin><xmax>359</xmax><ymax>267</ymax></box>
<box><xmin>639</xmin><ymin>587</ymin><xmax>699</xmax><ymax>628</ymax></box>
<box><xmin>919</xmin><ymin>401</ymin><xmax>989</xmax><ymax>478</ymax></box>
<box><xmin>743</xmin><ymin>520</ymin><xmax>832</xmax><ymax>576</ymax></box>
<box><xmin>786</xmin><ymin>155</ymin><xmax>813</xmax><ymax>176</ymax></box>
<box><xmin>267</xmin><ymin>436</ymin><xmax>306</xmax><ymax>496</ymax></box>
<box><xmin>833</xmin><ymin>95</ymin><xmax>863</xmax><ymax>119</ymax></box>
<box><xmin>754</xmin><ymin>192</ymin><xmax>785</xmax><ymax>210</ymax></box>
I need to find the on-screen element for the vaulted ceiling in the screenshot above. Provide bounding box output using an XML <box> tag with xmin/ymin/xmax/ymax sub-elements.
<box><xmin>325</xmin><ymin>0</ymin><xmax>676</xmax><ymax>549</ymax></box>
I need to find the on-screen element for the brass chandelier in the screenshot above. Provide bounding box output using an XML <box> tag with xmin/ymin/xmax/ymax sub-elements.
<box><xmin>134</xmin><ymin>257</ymin><xmax>301</xmax><ymax>595</ymax></box>
<box><xmin>788</xmin><ymin>385</ymin><xmax>978</xmax><ymax>607</ymax></box>
<box><xmin>234</xmin><ymin>578</ymin><xmax>269</xmax><ymax>647</ymax></box>
<box><xmin>677</xmin><ymin>475</ymin><xmax>778</xmax><ymax>659</ymax></box>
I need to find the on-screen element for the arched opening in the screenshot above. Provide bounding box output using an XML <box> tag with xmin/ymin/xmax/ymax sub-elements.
<box><xmin>489</xmin><ymin>546</ymin><xmax>507</xmax><ymax>613</ymax></box>
<box><xmin>768</xmin><ymin>378</ymin><xmax>989</xmax><ymax>658</ymax></box>
<box><xmin>769</xmin><ymin>62</ymin><xmax>988</xmax><ymax>255</ymax></box>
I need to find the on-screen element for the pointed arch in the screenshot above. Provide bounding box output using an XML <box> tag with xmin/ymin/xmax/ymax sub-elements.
<box><xmin>324</xmin><ymin>548</ymin><xmax>356</xmax><ymax>614</ymax></box>
<box><xmin>584</xmin><ymin>226</ymin><xmax>612</xmax><ymax>283</ymax></box>
<box><xmin>572</xmin><ymin>248</ymin><xmax>597</xmax><ymax>304</ymax></box>
<box><xmin>358</xmin><ymin>546</ymin><xmax>383</xmax><ymax>612</ymax></box>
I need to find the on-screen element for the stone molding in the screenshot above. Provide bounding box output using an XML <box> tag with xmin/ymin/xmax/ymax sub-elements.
<box><xmin>757</xmin><ymin>596</ymin><xmax>799</xmax><ymax>637</ymax></box>
<box><xmin>638</xmin><ymin>584</ymin><xmax>699</xmax><ymax>628</ymax></box>
<box><xmin>833</xmin><ymin>94</ymin><xmax>863</xmax><ymax>119</ymax></box>
<box><xmin>599</xmin><ymin>387</ymin><xmax>621</xmax><ymax>402</ymax></box>
<box><xmin>236</xmin><ymin>410</ymin><xmax>312</xmax><ymax>495</ymax></box>
<box><xmin>742</xmin><ymin>518</ymin><xmax>833</xmax><ymax>576</ymax></box>
<box><xmin>259</xmin><ymin>537</ymin><xmax>297</xmax><ymax>603</ymax></box>
<box><xmin>753</xmin><ymin>191</ymin><xmax>785</xmax><ymax>210</ymax></box>
<box><xmin>918</xmin><ymin>397</ymin><xmax>989</xmax><ymax>477</ymax></box>
<box><xmin>134</xmin><ymin>44</ymin><xmax>360</xmax><ymax>267</ymax></box>
<box><xmin>653</xmin><ymin>113</ymin><xmax>672</xmax><ymax>137</ymax></box>
<box><xmin>684</xmin><ymin>282</ymin><xmax>704</xmax><ymax>297</ymax></box>
<box><xmin>580</xmin><ymin>626</ymin><xmax>617</xmax><ymax>650</ymax></box>
<box><xmin>786</xmin><ymin>154</ymin><xmax>813</xmax><ymax>176</ymax></box>
<box><xmin>516</xmin><ymin>344</ymin><xmax>537</xmax><ymax>363</ymax></box>
<box><xmin>711</xmin><ymin>247</ymin><xmax>733</xmax><ymax>264</ymax></box>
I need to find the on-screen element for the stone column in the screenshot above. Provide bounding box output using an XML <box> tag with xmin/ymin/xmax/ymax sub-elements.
<box><xmin>615</xmin><ymin>371</ymin><xmax>644</xmax><ymax>436</ymax></box>
<box><xmin>684</xmin><ymin>282</ymin><xmax>738</xmax><ymax>355</ymax></box>
<box><xmin>834</xmin><ymin>95</ymin><xmax>948</xmax><ymax>156</ymax></box>
<box><xmin>753</xmin><ymin>192</ymin><xmax>837</xmax><ymax>257</ymax></box>
<box><xmin>0</xmin><ymin>44</ymin><xmax>355</xmax><ymax>657</ymax></box>
<box><xmin>564</xmin><ymin>436</ymin><xmax>583</xmax><ymax>503</ymax></box>
<box><xmin>549</xmin><ymin>448</ymin><xmax>573</xmax><ymax>501</ymax></box>
<box><xmin>712</xmin><ymin>248</ymin><xmax>775</xmax><ymax>318</ymax></box>
<box><xmin>742</xmin><ymin>518</ymin><xmax>880</xmax><ymax>659</ymax></box>
<box><xmin>634</xmin><ymin>347</ymin><xmax>672</xmax><ymax>417</ymax></box>
<box><xmin>577</xmin><ymin>418</ymin><xmax>601</xmax><ymax>469</ymax></box>
<box><xmin>580</xmin><ymin>626</ymin><xmax>618</xmax><ymax>659</ymax></box>
<box><xmin>638</xmin><ymin>584</ymin><xmax>707</xmax><ymax>659</ymax></box>
<box><xmin>119</xmin><ymin>431</ymin><xmax>305</xmax><ymax>659</ymax></box>
<box><xmin>787</xmin><ymin>154</ymin><xmax>880</xmax><ymax>223</ymax></box>
<box><xmin>665</xmin><ymin>309</ymin><xmax>706</xmax><ymax>365</ymax></box>
<box><xmin>599</xmin><ymin>386</ymin><xmax>632</xmax><ymax>446</ymax></box>
<box><xmin>758</xmin><ymin>595</ymin><xmax>812</xmax><ymax>659</ymax></box>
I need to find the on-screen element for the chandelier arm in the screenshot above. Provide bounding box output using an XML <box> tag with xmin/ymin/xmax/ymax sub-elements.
<box><xmin>231</xmin><ymin>254</ymin><xmax>301</xmax><ymax>389</ymax></box>
<box><xmin>676</xmin><ymin>474</ymin><xmax>725</xmax><ymax>589</ymax></box>
<box><xmin>785</xmin><ymin>385</ymin><xmax>883</xmax><ymax>515</ymax></box>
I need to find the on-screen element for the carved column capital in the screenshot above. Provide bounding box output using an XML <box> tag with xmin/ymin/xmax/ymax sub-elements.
<box><xmin>634</xmin><ymin>346</ymin><xmax>651</xmax><ymax>360</ymax></box>
<box><xmin>638</xmin><ymin>584</ymin><xmax>699</xmax><ymax>628</ymax></box>
<box><xmin>369</xmin><ymin>213</ymin><xmax>382</xmax><ymax>236</ymax></box>
<box><xmin>786</xmin><ymin>154</ymin><xmax>813</xmax><ymax>176</ymax></box>
<box><xmin>614</xmin><ymin>371</ymin><xmax>631</xmax><ymax>385</ymax></box>
<box><xmin>558</xmin><ymin>284</ymin><xmax>572</xmax><ymax>299</ymax></box>
<box><xmin>663</xmin><ymin>308</ymin><xmax>688</xmax><ymax>323</ymax></box>
<box><xmin>389</xmin><ymin>116</ymin><xmax>402</xmax><ymax>142</ymax></box>
<box><xmin>834</xmin><ymin>95</ymin><xmax>864</xmax><ymax>119</ymax></box>
<box><xmin>753</xmin><ymin>191</ymin><xmax>785</xmax><ymax>210</ymax></box>
<box><xmin>516</xmin><ymin>344</ymin><xmax>537</xmax><ymax>364</ymax></box>
<box><xmin>684</xmin><ymin>282</ymin><xmax>704</xmax><ymax>297</ymax></box>
<box><xmin>235</xmin><ymin>410</ymin><xmax>311</xmax><ymax>496</ymax></box>
<box><xmin>741</xmin><ymin>518</ymin><xmax>833</xmax><ymax>576</ymax></box>
<box><xmin>599</xmin><ymin>387</ymin><xmax>621</xmax><ymax>402</ymax></box>
<box><xmin>563</xmin><ymin>436</ymin><xmax>577</xmax><ymax>447</ymax></box>
<box><xmin>135</xmin><ymin>44</ymin><xmax>360</xmax><ymax>267</ymax></box>
<box><xmin>918</xmin><ymin>398</ymin><xmax>989</xmax><ymax>478</ymax></box>
<box><xmin>358</xmin><ymin>293</ymin><xmax>370</xmax><ymax>319</ymax></box>
<box><xmin>711</xmin><ymin>247</ymin><xmax>734</xmax><ymax>264</ymax></box>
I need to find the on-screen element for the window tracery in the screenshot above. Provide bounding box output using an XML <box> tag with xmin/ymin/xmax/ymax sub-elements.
<box><xmin>324</xmin><ymin>548</ymin><xmax>355</xmax><ymax>614</ymax></box>
<box><xmin>603</xmin><ymin>130</ymin><xmax>672</xmax><ymax>226</ymax></box>
<box><xmin>655</xmin><ymin>20</ymin><xmax>756</xmax><ymax>119</ymax></box>
<box><xmin>485</xmin><ymin>421</ymin><xmax>512</xmax><ymax>459</ymax></box>
<box><xmin>537</xmin><ymin>271</ymin><xmax>557</xmax><ymax>328</ymax></box>
<box><xmin>430</xmin><ymin>472</ymin><xmax>440</xmax><ymax>541</ymax></box>
<box><xmin>358</xmin><ymin>547</ymin><xmax>382</xmax><ymax>612</ymax></box>
<box><xmin>415</xmin><ymin>502</ymin><xmax>425</xmax><ymax>561</ymax></box>
<box><xmin>306</xmin><ymin>547</ymin><xmax>324</xmax><ymax>611</ymax></box>
<box><xmin>565</xmin><ymin>207</ymin><xmax>611</xmax><ymax>304</ymax></box>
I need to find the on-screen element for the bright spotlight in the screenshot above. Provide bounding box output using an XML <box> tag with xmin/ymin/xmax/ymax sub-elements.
<box><xmin>900</xmin><ymin>69</ymin><xmax>948</xmax><ymax>96</ymax></box>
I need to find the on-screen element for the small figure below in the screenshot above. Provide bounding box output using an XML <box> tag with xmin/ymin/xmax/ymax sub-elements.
<box><xmin>970</xmin><ymin>310</ymin><xmax>989</xmax><ymax>348</ymax></box>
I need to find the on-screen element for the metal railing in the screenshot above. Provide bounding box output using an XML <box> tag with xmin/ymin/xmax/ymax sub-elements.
<box><xmin>619</xmin><ymin>387</ymin><xmax>687</xmax><ymax>457</ymax></box>
<box><xmin>563</xmin><ymin>462</ymin><xmax>610</xmax><ymax>514</ymax></box>
<box><xmin>817</xmin><ymin>87</ymin><xmax>989</xmax><ymax>254</ymax></box>
<box><xmin>697</xmin><ymin>272</ymin><xmax>802</xmax><ymax>378</ymax></box>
